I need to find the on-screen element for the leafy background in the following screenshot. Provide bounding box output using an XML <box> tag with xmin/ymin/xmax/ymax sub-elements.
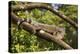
<box><xmin>10</xmin><ymin>1</ymin><xmax>78</xmax><ymax>53</ymax></box>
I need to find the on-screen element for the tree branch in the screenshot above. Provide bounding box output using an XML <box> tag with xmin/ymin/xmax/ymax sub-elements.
<box><xmin>11</xmin><ymin>12</ymin><xmax>73</xmax><ymax>49</ymax></box>
<box><xmin>11</xmin><ymin>4</ymin><xmax>78</xmax><ymax>29</ymax></box>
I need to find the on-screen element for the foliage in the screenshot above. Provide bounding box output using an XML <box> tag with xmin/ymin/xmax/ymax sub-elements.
<box><xmin>10</xmin><ymin>1</ymin><xmax>78</xmax><ymax>53</ymax></box>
